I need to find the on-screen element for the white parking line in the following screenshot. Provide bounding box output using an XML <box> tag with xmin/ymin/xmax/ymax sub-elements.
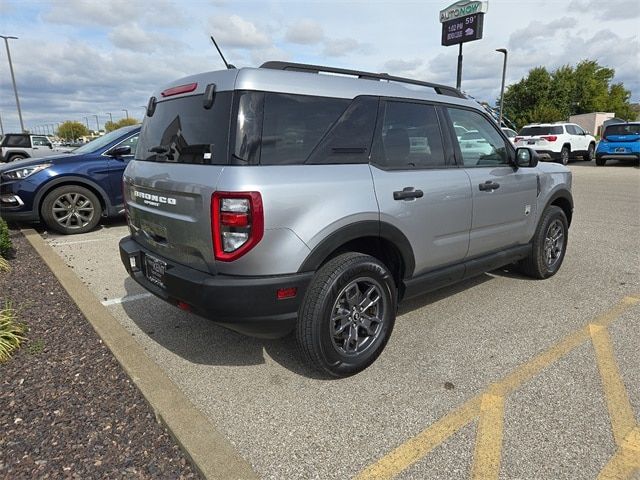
<box><xmin>101</xmin><ymin>293</ymin><xmax>154</xmax><ymax>306</ymax></box>
<box><xmin>48</xmin><ymin>237</ymin><xmax>121</xmax><ymax>246</ymax></box>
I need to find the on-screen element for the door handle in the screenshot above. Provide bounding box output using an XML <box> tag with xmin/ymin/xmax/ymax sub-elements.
<box><xmin>478</xmin><ymin>181</ymin><xmax>500</xmax><ymax>191</ymax></box>
<box><xmin>393</xmin><ymin>187</ymin><xmax>424</xmax><ymax>201</ymax></box>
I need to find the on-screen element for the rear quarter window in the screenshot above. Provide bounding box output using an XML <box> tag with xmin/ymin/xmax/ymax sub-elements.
<box><xmin>2</xmin><ymin>135</ymin><xmax>30</xmax><ymax>148</ymax></box>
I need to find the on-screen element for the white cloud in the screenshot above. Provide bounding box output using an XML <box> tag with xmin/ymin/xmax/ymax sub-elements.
<box><xmin>383</xmin><ymin>59</ymin><xmax>424</xmax><ymax>75</ymax></box>
<box><xmin>285</xmin><ymin>20</ymin><xmax>324</xmax><ymax>45</ymax></box>
<box><xmin>108</xmin><ymin>24</ymin><xmax>168</xmax><ymax>53</ymax></box>
<box><xmin>209</xmin><ymin>14</ymin><xmax>271</xmax><ymax>49</ymax></box>
<box><xmin>568</xmin><ymin>0</ymin><xmax>640</xmax><ymax>19</ymax></box>
<box><xmin>323</xmin><ymin>38</ymin><xmax>366</xmax><ymax>57</ymax></box>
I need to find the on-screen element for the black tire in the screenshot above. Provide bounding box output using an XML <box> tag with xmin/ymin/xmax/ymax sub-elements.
<box><xmin>595</xmin><ymin>156</ymin><xmax>606</xmax><ymax>166</ymax></box>
<box><xmin>558</xmin><ymin>146</ymin><xmax>570</xmax><ymax>165</ymax></box>
<box><xmin>41</xmin><ymin>185</ymin><xmax>102</xmax><ymax>235</ymax></box>
<box><xmin>297</xmin><ymin>252</ymin><xmax>397</xmax><ymax>377</ymax></box>
<box><xmin>518</xmin><ymin>205</ymin><xmax>568</xmax><ymax>279</ymax></box>
<box><xmin>7</xmin><ymin>154</ymin><xmax>26</xmax><ymax>162</ymax></box>
<box><xmin>585</xmin><ymin>143</ymin><xmax>595</xmax><ymax>162</ymax></box>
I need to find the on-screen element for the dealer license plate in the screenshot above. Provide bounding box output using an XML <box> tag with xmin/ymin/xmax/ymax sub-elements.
<box><xmin>144</xmin><ymin>254</ymin><xmax>166</xmax><ymax>289</ymax></box>
<box><xmin>615</xmin><ymin>147</ymin><xmax>627</xmax><ymax>153</ymax></box>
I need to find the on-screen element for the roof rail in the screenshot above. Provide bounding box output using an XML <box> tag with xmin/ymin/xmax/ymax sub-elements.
<box><xmin>260</xmin><ymin>61</ymin><xmax>465</xmax><ymax>99</ymax></box>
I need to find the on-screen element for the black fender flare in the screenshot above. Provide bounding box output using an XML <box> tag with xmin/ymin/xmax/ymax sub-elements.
<box><xmin>298</xmin><ymin>220</ymin><xmax>416</xmax><ymax>278</ymax></box>
<box><xmin>542</xmin><ymin>188</ymin><xmax>573</xmax><ymax>225</ymax></box>
<box><xmin>34</xmin><ymin>175</ymin><xmax>113</xmax><ymax>216</ymax></box>
<box><xmin>5</xmin><ymin>150</ymin><xmax>30</xmax><ymax>160</ymax></box>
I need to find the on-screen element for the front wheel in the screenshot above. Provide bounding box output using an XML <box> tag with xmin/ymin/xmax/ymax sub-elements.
<box><xmin>297</xmin><ymin>252</ymin><xmax>397</xmax><ymax>377</ymax></box>
<box><xmin>595</xmin><ymin>156</ymin><xmax>606</xmax><ymax>166</ymax></box>
<box><xmin>41</xmin><ymin>185</ymin><xmax>102</xmax><ymax>234</ymax></box>
<box><xmin>518</xmin><ymin>205</ymin><xmax>568</xmax><ymax>279</ymax></box>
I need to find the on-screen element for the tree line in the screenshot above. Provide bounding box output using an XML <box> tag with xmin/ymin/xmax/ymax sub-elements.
<box><xmin>502</xmin><ymin>60</ymin><xmax>636</xmax><ymax>129</ymax></box>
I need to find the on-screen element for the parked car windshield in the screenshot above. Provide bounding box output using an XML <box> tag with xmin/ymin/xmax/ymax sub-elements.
<box><xmin>603</xmin><ymin>124</ymin><xmax>640</xmax><ymax>137</ymax></box>
<box><xmin>73</xmin><ymin>126</ymin><xmax>139</xmax><ymax>154</ymax></box>
<box><xmin>519</xmin><ymin>126</ymin><xmax>563</xmax><ymax>136</ymax></box>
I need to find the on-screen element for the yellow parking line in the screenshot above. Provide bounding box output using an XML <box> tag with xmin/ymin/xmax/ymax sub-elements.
<box><xmin>597</xmin><ymin>441</ymin><xmax>640</xmax><ymax>480</ymax></box>
<box><xmin>471</xmin><ymin>393</ymin><xmax>505</xmax><ymax>480</ymax></box>
<box><xmin>354</xmin><ymin>396</ymin><xmax>481</xmax><ymax>480</ymax></box>
<box><xmin>590</xmin><ymin>324</ymin><xmax>637</xmax><ymax>446</ymax></box>
<box><xmin>355</xmin><ymin>295</ymin><xmax>640</xmax><ymax>479</ymax></box>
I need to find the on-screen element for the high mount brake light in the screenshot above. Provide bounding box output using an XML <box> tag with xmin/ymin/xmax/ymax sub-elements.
<box><xmin>161</xmin><ymin>83</ymin><xmax>198</xmax><ymax>98</ymax></box>
<box><xmin>211</xmin><ymin>192</ymin><xmax>264</xmax><ymax>261</ymax></box>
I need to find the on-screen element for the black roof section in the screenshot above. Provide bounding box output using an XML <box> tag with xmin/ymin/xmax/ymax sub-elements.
<box><xmin>260</xmin><ymin>61</ymin><xmax>465</xmax><ymax>99</ymax></box>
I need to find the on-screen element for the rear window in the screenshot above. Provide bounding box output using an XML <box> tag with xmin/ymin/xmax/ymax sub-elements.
<box><xmin>519</xmin><ymin>126</ymin><xmax>563</xmax><ymax>136</ymax></box>
<box><xmin>1</xmin><ymin>135</ymin><xmax>30</xmax><ymax>148</ymax></box>
<box><xmin>135</xmin><ymin>92</ymin><xmax>232</xmax><ymax>164</ymax></box>
<box><xmin>604</xmin><ymin>124</ymin><xmax>640</xmax><ymax>137</ymax></box>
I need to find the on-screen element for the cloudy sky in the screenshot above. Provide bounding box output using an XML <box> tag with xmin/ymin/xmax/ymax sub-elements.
<box><xmin>0</xmin><ymin>0</ymin><xmax>638</xmax><ymax>133</ymax></box>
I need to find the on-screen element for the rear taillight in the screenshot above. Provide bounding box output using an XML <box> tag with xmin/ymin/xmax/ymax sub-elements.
<box><xmin>541</xmin><ymin>135</ymin><xmax>558</xmax><ymax>142</ymax></box>
<box><xmin>514</xmin><ymin>136</ymin><xmax>523</xmax><ymax>142</ymax></box>
<box><xmin>211</xmin><ymin>191</ymin><xmax>264</xmax><ymax>261</ymax></box>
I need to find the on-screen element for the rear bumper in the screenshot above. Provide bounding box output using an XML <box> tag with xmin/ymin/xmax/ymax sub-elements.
<box><xmin>596</xmin><ymin>152</ymin><xmax>640</xmax><ymax>161</ymax></box>
<box><xmin>119</xmin><ymin>236</ymin><xmax>312</xmax><ymax>338</ymax></box>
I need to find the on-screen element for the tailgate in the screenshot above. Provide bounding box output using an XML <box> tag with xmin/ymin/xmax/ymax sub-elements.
<box><xmin>124</xmin><ymin>160</ymin><xmax>224</xmax><ymax>274</ymax></box>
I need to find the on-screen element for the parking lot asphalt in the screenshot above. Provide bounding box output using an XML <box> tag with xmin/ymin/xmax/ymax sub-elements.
<box><xmin>39</xmin><ymin>160</ymin><xmax>640</xmax><ymax>480</ymax></box>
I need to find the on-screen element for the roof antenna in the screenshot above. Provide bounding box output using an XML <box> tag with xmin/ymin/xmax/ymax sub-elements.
<box><xmin>210</xmin><ymin>35</ymin><xmax>235</xmax><ymax>69</ymax></box>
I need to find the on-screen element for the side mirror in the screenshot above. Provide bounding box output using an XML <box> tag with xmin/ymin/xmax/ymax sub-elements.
<box><xmin>515</xmin><ymin>147</ymin><xmax>539</xmax><ymax>168</ymax></box>
<box><xmin>109</xmin><ymin>146</ymin><xmax>132</xmax><ymax>157</ymax></box>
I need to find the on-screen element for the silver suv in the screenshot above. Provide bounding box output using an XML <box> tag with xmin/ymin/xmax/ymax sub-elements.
<box><xmin>119</xmin><ymin>62</ymin><xmax>573</xmax><ymax>376</ymax></box>
<box><xmin>0</xmin><ymin>134</ymin><xmax>72</xmax><ymax>162</ymax></box>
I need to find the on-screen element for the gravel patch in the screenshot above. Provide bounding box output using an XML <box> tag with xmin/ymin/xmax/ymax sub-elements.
<box><xmin>0</xmin><ymin>229</ymin><xmax>201</xmax><ymax>479</ymax></box>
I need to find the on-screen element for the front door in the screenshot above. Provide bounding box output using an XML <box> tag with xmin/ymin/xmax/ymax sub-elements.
<box><xmin>107</xmin><ymin>133</ymin><xmax>139</xmax><ymax>210</ymax></box>
<box><xmin>370</xmin><ymin>100</ymin><xmax>472</xmax><ymax>277</ymax></box>
<box><xmin>445</xmin><ymin>107</ymin><xmax>538</xmax><ymax>258</ymax></box>
<box><xmin>31</xmin><ymin>136</ymin><xmax>52</xmax><ymax>158</ymax></box>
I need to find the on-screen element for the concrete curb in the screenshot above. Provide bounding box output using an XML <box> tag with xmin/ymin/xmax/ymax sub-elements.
<box><xmin>23</xmin><ymin>228</ymin><xmax>258</xmax><ymax>480</ymax></box>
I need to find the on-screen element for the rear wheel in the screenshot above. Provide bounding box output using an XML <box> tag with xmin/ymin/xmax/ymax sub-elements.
<box><xmin>518</xmin><ymin>205</ymin><xmax>568</xmax><ymax>279</ymax></box>
<box><xmin>595</xmin><ymin>155</ymin><xmax>606</xmax><ymax>166</ymax></box>
<box><xmin>559</xmin><ymin>146</ymin><xmax>570</xmax><ymax>165</ymax></box>
<box><xmin>297</xmin><ymin>252</ymin><xmax>396</xmax><ymax>377</ymax></box>
<box><xmin>41</xmin><ymin>185</ymin><xmax>102</xmax><ymax>235</ymax></box>
<box><xmin>7</xmin><ymin>154</ymin><xmax>26</xmax><ymax>162</ymax></box>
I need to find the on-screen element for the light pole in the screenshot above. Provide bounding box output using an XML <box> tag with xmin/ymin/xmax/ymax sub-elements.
<box><xmin>0</xmin><ymin>111</ymin><xmax>4</xmax><ymax>135</ymax></box>
<box><xmin>105</xmin><ymin>112</ymin><xmax>113</xmax><ymax>124</ymax></box>
<box><xmin>0</xmin><ymin>35</ymin><xmax>24</xmax><ymax>133</ymax></box>
<box><xmin>496</xmin><ymin>48</ymin><xmax>508</xmax><ymax>127</ymax></box>
<box><xmin>83</xmin><ymin>116</ymin><xmax>90</xmax><ymax>130</ymax></box>
<box><xmin>122</xmin><ymin>109</ymin><xmax>129</xmax><ymax>119</ymax></box>
<box><xmin>93</xmin><ymin>114</ymin><xmax>100</xmax><ymax>132</ymax></box>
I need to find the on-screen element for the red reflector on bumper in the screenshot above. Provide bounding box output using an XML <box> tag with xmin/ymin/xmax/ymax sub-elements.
<box><xmin>177</xmin><ymin>301</ymin><xmax>192</xmax><ymax>311</ymax></box>
<box><xmin>277</xmin><ymin>287</ymin><xmax>297</xmax><ymax>300</ymax></box>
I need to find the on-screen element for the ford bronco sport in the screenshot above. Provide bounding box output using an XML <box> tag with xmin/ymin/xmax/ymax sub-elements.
<box><xmin>119</xmin><ymin>62</ymin><xmax>573</xmax><ymax>376</ymax></box>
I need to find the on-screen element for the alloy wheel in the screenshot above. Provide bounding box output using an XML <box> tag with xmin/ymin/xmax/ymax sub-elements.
<box><xmin>52</xmin><ymin>192</ymin><xmax>95</xmax><ymax>230</ymax></box>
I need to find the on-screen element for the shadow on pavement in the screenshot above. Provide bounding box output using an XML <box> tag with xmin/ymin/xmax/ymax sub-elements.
<box><xmin>121</xmin><ymin>271</ymin><xmax>498</xmax><ymax>378</ymax></box>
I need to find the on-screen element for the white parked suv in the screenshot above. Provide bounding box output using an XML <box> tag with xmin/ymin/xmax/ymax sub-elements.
<box><xmin>515</xmin><ymin>123</ymin><xmax>596</xmax><ymax>165</ymax></box>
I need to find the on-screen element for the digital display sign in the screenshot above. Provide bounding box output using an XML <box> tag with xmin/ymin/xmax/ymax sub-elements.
<box><xmin>441</xmin><ymin>13</ymin><xmax>484</xmax><ymax>46</ymax></box>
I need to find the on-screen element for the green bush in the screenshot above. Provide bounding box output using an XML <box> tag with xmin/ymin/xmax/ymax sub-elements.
<box><xmin>0</xmin><ymin>217</ymin><xmax>12</xmax><ymax>258</ymax></box>
<box><xmin>0</xmin><ymin>303</ymin><xmax>26</xmax><ymax>362</ymax></box>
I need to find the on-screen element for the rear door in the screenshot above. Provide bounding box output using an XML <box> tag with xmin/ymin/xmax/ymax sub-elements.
<box><xmin>370</xmin><ymin>100</ymin><xmax>472</xmax><ymax>277</ymax></box>
<box><xmin>445</xmin><ymin>107</ymin><xmax>538</xmax><ymax>258</ymax></box>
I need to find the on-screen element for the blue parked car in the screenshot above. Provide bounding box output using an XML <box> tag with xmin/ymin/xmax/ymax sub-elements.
<box><xmin>596</xmin><ymin>122</ymin><xmax>640</xmax><ymax>166</ymax></box>
<box><xmin>0</xmin><ymin>125</ymin><xmax>140</xmax><ymax>234</ymax></box>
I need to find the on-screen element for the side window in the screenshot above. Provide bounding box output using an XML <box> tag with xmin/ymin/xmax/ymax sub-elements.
<box><xmin>573</xmin><ymin>125</ymin><xmax>584</xmax><ymax>135</ymax></box>
<box><xmin>119</xmin><ymin>134</ymin><xmax>139</xmax><ymax>154</ymax></box>
<box><xmin>32</xmin><ymin>136</ymin><xmax>48</xmax><ymax>146</ymax></box>
<box><xmin>373</xmin><ymin>101</ymin><xmax>446</xmax><ymax>169</ymax></box>
<box><xmin>307</xmin><ymin>96</ymin><xmax>378</xmax><ymax>164</ymax></box>
<box><xmin>447</xmin><ymin>108</ymin><xmax>509</xmax><ymax>167</ymax></box>
<box><xmin>260</xmin><ymin>93</ymin><xmax>349</xmax><ymax>165</ymax></box>
<box><xmin>565</xmin><ymin>125</ymin><xmax>576</xmax><ymax>135</ymax></box>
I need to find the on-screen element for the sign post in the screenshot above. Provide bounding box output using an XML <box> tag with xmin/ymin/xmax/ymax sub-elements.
<box><xmin>439</xmin><ymin>0</ymin><xmax>489</xmax><ymax>90</ymax></box>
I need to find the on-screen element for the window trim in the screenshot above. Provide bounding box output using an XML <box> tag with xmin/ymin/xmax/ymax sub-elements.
<box><xmin>369</xmin><ymin>97</ymin><xmax>456</xmax><ymax>172</ymax></box>
<box><xmin>442</xmin><ymin>105</ymin><xmax>516</xmax><ymax>169</ymax></box>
